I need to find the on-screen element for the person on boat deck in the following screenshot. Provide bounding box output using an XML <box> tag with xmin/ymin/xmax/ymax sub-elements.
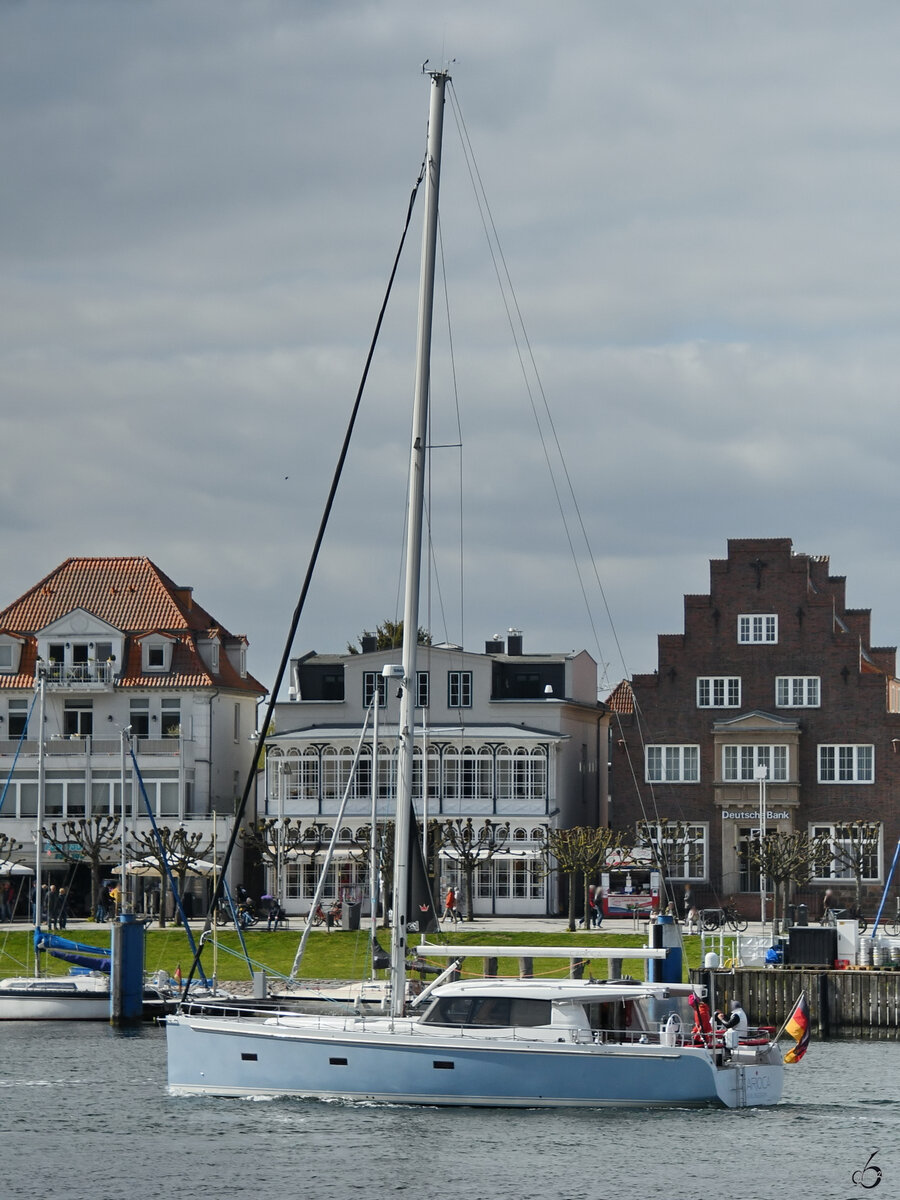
<box><xmin>715</xmin><ymin>1000</ymin><xmax>749</xmax><ymax>1049</ymax></box>
<box><xmin>688</xmin><ymin>992</ymin><xmax>713</xmax><ymax>1046</ymax></box>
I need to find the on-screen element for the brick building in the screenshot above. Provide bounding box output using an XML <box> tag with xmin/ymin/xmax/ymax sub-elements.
<box><xmin>608</xmin><ymin>538</ymin><xmax>900</xmax><ymax>915</ymax></box>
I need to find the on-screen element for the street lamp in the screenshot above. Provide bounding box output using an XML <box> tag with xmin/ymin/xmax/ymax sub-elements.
<box><xmin>754</xmin><ymin>763</ymin><xmax>769</xmax><ymax>927</ymax></box>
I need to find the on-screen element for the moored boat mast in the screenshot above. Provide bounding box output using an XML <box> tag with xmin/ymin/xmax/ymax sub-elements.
<box><xmin>390</xmin><ymin>68</ymin><xmax>449</xmax><ymax>1017</ymax></box>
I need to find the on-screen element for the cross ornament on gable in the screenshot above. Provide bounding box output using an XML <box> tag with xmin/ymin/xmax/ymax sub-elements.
<box><xmin>750</xmin><ymin>557</ymin><xmax>768</xmax><ymax>589</ymax></box>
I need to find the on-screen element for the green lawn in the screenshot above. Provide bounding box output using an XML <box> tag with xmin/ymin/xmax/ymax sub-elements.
<box><xmin>0</xmin><ymin>924</ymin><xmax>708</xmax><ymax>984</ymax></box>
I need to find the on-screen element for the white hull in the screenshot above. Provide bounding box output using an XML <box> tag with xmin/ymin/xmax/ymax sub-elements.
<box><xmin>166</xmin><ymin>985</ymin><xmax>785</xmax><ymax>1110</ymax></box>
<box><xmin>0</xmin><ymin>974</ymin><xmax>110</xmax><ymax>1020</ymax></box>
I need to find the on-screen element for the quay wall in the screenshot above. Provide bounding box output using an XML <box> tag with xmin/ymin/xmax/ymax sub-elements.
<box><xmin>692</xmin><ymin>968</ymin><xmax>900</xmax><ymax>1039</ymax></box>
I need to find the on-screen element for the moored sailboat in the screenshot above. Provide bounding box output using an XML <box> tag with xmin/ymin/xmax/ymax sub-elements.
<box><xmin>165</xmin><ymin>69</ymin><xmax>785</xmax><ymax>1107</ymax></box>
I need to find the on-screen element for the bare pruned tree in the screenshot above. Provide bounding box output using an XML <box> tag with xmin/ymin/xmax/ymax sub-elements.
<box><xmin>127</xmin><ymin>825</ymin><xmax>217</xmax><ymax>928</ymax></box>
<box><xmin>540</xmin><ymin>826</ymin><xmax>628</xmax><ymax>930</ymax></box>
<box><xmin>435</xmin><ymin>818</ymin><xmax>511</xmax><ymax>921</ymax></box>
<box><xmin>43</xmin><ymin>817</ymin><xmax>120</xmax><ymax>920</ymax></box>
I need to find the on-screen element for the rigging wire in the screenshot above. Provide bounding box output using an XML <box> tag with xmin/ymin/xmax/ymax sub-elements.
<box><xmin>446</xmin><ymin>82</ymin><xmax>687</xmax><ymax>878</ymax></box>
<box><xmin>180</xmin><ymin>156</ymin><xmax>428</xmax><ymax>995</ymax></box>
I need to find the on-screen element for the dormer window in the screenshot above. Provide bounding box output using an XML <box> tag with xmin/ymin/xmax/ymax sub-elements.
<box><xmin>0</xmin><ymin>639</ymin><xmax>21</xmax><ymax>674</ymax></box>
<box><xmin>142</xmin><ymin>637</ymin><xmax>173</xmax><ymax>674</ymax></box>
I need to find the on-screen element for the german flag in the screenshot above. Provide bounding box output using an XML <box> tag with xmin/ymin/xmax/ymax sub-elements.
<box><xmin>783</xmin><ymin>991</ymin><xmax>810</xmax><ymax>1063</ymax></box>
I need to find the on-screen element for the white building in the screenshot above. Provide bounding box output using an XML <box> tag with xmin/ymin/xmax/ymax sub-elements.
<box><xmin>0</xmin><ymin>557</ymin><xmax>265</xmax><ymax>912</ymax></box>
<box><xmin>265</xmin><ymin>631</ymin><xmax>608</xmax><ymax>916</ymax></box>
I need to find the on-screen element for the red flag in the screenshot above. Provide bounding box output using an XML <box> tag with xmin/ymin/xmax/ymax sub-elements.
<box><xmin>783</xmin><ymin>991</ymin><xmax>810</xmax><ymax>1063</ymax></box>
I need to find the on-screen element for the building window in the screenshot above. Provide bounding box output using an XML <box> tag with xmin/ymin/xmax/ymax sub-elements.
<box><xmin>723</xmin><ymin>744</ymin><xmax>788</xmax><ymax>782</ymax></box>
<box><xmin>645</xmin><ymin>745</ymin><xmax>699</xmax><ymax>783</ymax></box>
<box><xmin>362</xmin><ymin>672</ymin><xmax>387</xmax><ymax>708</ymax></box>
<box><xmin>142</xmin><ymin>639</ymin><xmax>171</xmax><ymax>674</ymax></box>
<box><xmin>63</xmin><ymin>701</ymin><xmax>93</xmax><ymax>737</ymax></box>
<box><xmin>696</xmin><ymin>677</ymin><xmax>740</xmax><ymax>708</ymax></box>
<box><xmin>639</xmin><ymin>821</ymin><xmax>707</xmax><ymax>879</ymax></box>
<box><xmin>8</xmin><ymin>699</ymin><xmax>28</xmax><ymax>738</ymax></box>
<box><xmin>130</xmin><ymin>699</ymin><xmax>150</xmax><ymax>739</ymax></box>
<box><xmin>775</xmin><ymin>676</ymin><xmax>820</xmax><ymax>708</ymax></box>
<box><xmin>811</xmin><ymin>822</ymin><xmax>881</xmax><ymax>881</ymax></box>
<box><xmin>0</xmin><ymin>643</ymin><xmax>17</xmax><ymax>673</ymax></box>
<box><xmin>818</xmin><ymin>745</ymin><xmax>874</xmax><ymax>783</ymax></box>
<box><xmin>416</xmin><ymin>671</ymin><xmax>429</xmax><ymax>709</ymax></box>
<box><xmin>738</xmin><ymin>614</ymin><xmax>777</xmax><ymax>644</ymax></box>
<box><xmin>233</xmin><ymin>703</ymin><xmax>241</xmax><ymax>743</ymax></box>
<box><xmin>161</xmin><ymin>699</ymin><xmax>181</xmax><ymax>739</ymax></box>
<box><xmin>448</xmin><ymin>671</ymin><xmax>472</xmax><ymax>708</ymax></box>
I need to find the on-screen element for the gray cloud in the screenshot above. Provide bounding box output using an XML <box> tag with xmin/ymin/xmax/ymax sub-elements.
<box><xmin>3</xmin><ymin>1</ymin><xmax>900</xmax><ymax>698</ymax></box>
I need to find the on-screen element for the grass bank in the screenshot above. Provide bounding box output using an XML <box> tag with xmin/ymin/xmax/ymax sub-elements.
<box><xmin>0</xmin><ymin>925</ymin><xmax>708</xmax><ymax>984</ymax></box>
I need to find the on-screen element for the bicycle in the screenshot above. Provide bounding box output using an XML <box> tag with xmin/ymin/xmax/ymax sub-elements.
<box><xmin>214</xmin><ymin>898</ymin><xmax>259</xmax><ymax>928</ymax></box>
<box><xmin>311</xmin><ymin>901</ymin><xmax>342</xmax><ymax>928</ymax></box>
<box><xmin>886</xmin><ymin>899</ymin><xmax>900</xmax><ymax>937</ymax></box>
<box><xmin>701</xmin><ymin>905</ymin><xmax>749</xmax><ymax>933</ymax></box>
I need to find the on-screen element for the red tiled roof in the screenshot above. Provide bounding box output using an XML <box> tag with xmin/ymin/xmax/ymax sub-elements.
<box><xmin>605</xmin><ymin>679</ymin><xmax>634</xmax><ymax>714</ymax></box>
<box><xmin>0</xmin><ymin>557</ymin><xmax>265</xmax><ymax>695</ymax></box>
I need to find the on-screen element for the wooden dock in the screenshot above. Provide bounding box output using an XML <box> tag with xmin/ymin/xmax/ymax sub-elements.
<box><xmin>694</xmin><ymin>968</ymin><xmax>900</xmax><ymax>1038</ymax></box>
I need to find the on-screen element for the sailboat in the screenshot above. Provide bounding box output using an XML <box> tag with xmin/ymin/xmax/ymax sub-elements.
<box><xmin>165</xmin><ymin>71</ymin><xmax>785</xmax><ymax>1107</ymax></box>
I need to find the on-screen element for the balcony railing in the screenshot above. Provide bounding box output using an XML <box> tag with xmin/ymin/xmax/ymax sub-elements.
<box><xmin>45</xmin><ymin>662</ymin><xmax>115</xmax><ymax>688</ymax></box>
<box><xmin>0</xmin><ymin>736</ymin><xmax>184</xmax><ymax>757</ymax></box>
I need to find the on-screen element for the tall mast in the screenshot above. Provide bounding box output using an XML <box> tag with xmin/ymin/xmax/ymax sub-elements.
<box><xmin>33</xmin><ymin>670</ymin><xmax>46</xmax><ymax>971</ymax></box>
<box><xmin>390</xmin><ymin>69</ymin><xmax>448</xmax><ymax>1016</ymax></box>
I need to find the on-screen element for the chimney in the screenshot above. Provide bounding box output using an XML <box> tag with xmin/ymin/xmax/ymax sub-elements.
<box><xmin>484</xmin><ymin>635</ymin><xmax>504</xmax><ymax>655</ymax></box>
<box><xmin>361</xmin><ymin>635</ymin><xmax>377</xmax><ymax>654</ymax></box>
<box><xmin>507</xmin><ymin>628</ymin><xmax>523</xmax><ymax>656</ymax></box>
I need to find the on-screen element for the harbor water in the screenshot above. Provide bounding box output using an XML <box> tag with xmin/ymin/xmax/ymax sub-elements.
<box><xmin>1</xmin><ymin>1021</ymin><xmax>896</xmax><ymax>1200</ymax></box>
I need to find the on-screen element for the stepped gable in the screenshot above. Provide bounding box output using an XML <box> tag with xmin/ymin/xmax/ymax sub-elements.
<box><xmin>0</xmin><ymin>556</ymin><xmax>265</xmax><ymax>694</ymax></box>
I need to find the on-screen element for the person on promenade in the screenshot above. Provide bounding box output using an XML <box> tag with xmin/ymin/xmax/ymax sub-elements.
<box><xmin>48</xmin><ymin>884</ymin><xmax>60</xmax><ymax>930</ymax></box>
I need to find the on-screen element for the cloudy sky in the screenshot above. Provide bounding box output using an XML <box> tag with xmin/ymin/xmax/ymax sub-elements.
<box><xmin>3</xmin><ymin>1</ymin><xmax>900</xmax><ymax>700</ymax></box>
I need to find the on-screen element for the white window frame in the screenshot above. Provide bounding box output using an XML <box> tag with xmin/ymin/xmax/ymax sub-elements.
<box><xmin>645</xmin><ymin>745</ymin><xmax>700</xmax><ymax>783</ymax></box>
<box><xmin>811</xmin><ymin>822</ymin><xmax>881</xmax><ymax>882</ymax></box>
<box><xmin>722</xmin><ymin>744</ymin><xmax>788</xmax><ymax>782</ymax></box>
<box><xmin>696</xmin><ymin>676</ymin><xmax>741</xmax><ymax>708</ymax></box>
<box><xmin>818</xmin><ymin>744</ymin><xmax>874</xmax><ymax>783</ymax></box>
<box><xmin>639</xmin><ymin>820</ymin><xmax>708</xmax><ymax>880</ymax></box>
<box><xmin>142</xmin><ymin>637</ymin><xmax>172</xmax><ymax>674</ymax></box>
<box><xmin>416</xmin><ymin>671</ymin><xmax>429</xmax><ymax>709</ymax></box>
<box><xmin>775</xmin><ymin>676</ymin><xmax>820</xmax><ymax>708</ymax></box>
<box><xmin>737</xmin><ymin>614</ymin><xmax>778</xmax><ymax>644</ymax></box>
<box><xmin>448</xmin><ymin>671</ymin><xmax>473</xmax><ymax>708</ymax></box>
<box><xmin>362</xmin><ymin>672</ymin><xmax>387</xmax><ymax>708</ymax></box>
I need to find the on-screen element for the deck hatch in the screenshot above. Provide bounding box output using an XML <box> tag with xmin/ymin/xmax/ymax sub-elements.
<box><xmin>329</xmin><ymin>1057</ymin><xmax>348</xmax><ymax>1066</ymax></box>
<box><xmin>433</xmin><ymin>1060</ymin><xmax>455</xmax><ymax>1070</ymax></box>
<box><xmin>241</xmin><ymin>1052</ymin><xmax>258</xmax><ymax>1062</ymax></box>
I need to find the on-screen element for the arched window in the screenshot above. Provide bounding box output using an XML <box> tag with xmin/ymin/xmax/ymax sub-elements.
<box><xmin>443</xmin><ymin>746</ymin><xmax>460</xmax><ymax>801</ymax></box>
